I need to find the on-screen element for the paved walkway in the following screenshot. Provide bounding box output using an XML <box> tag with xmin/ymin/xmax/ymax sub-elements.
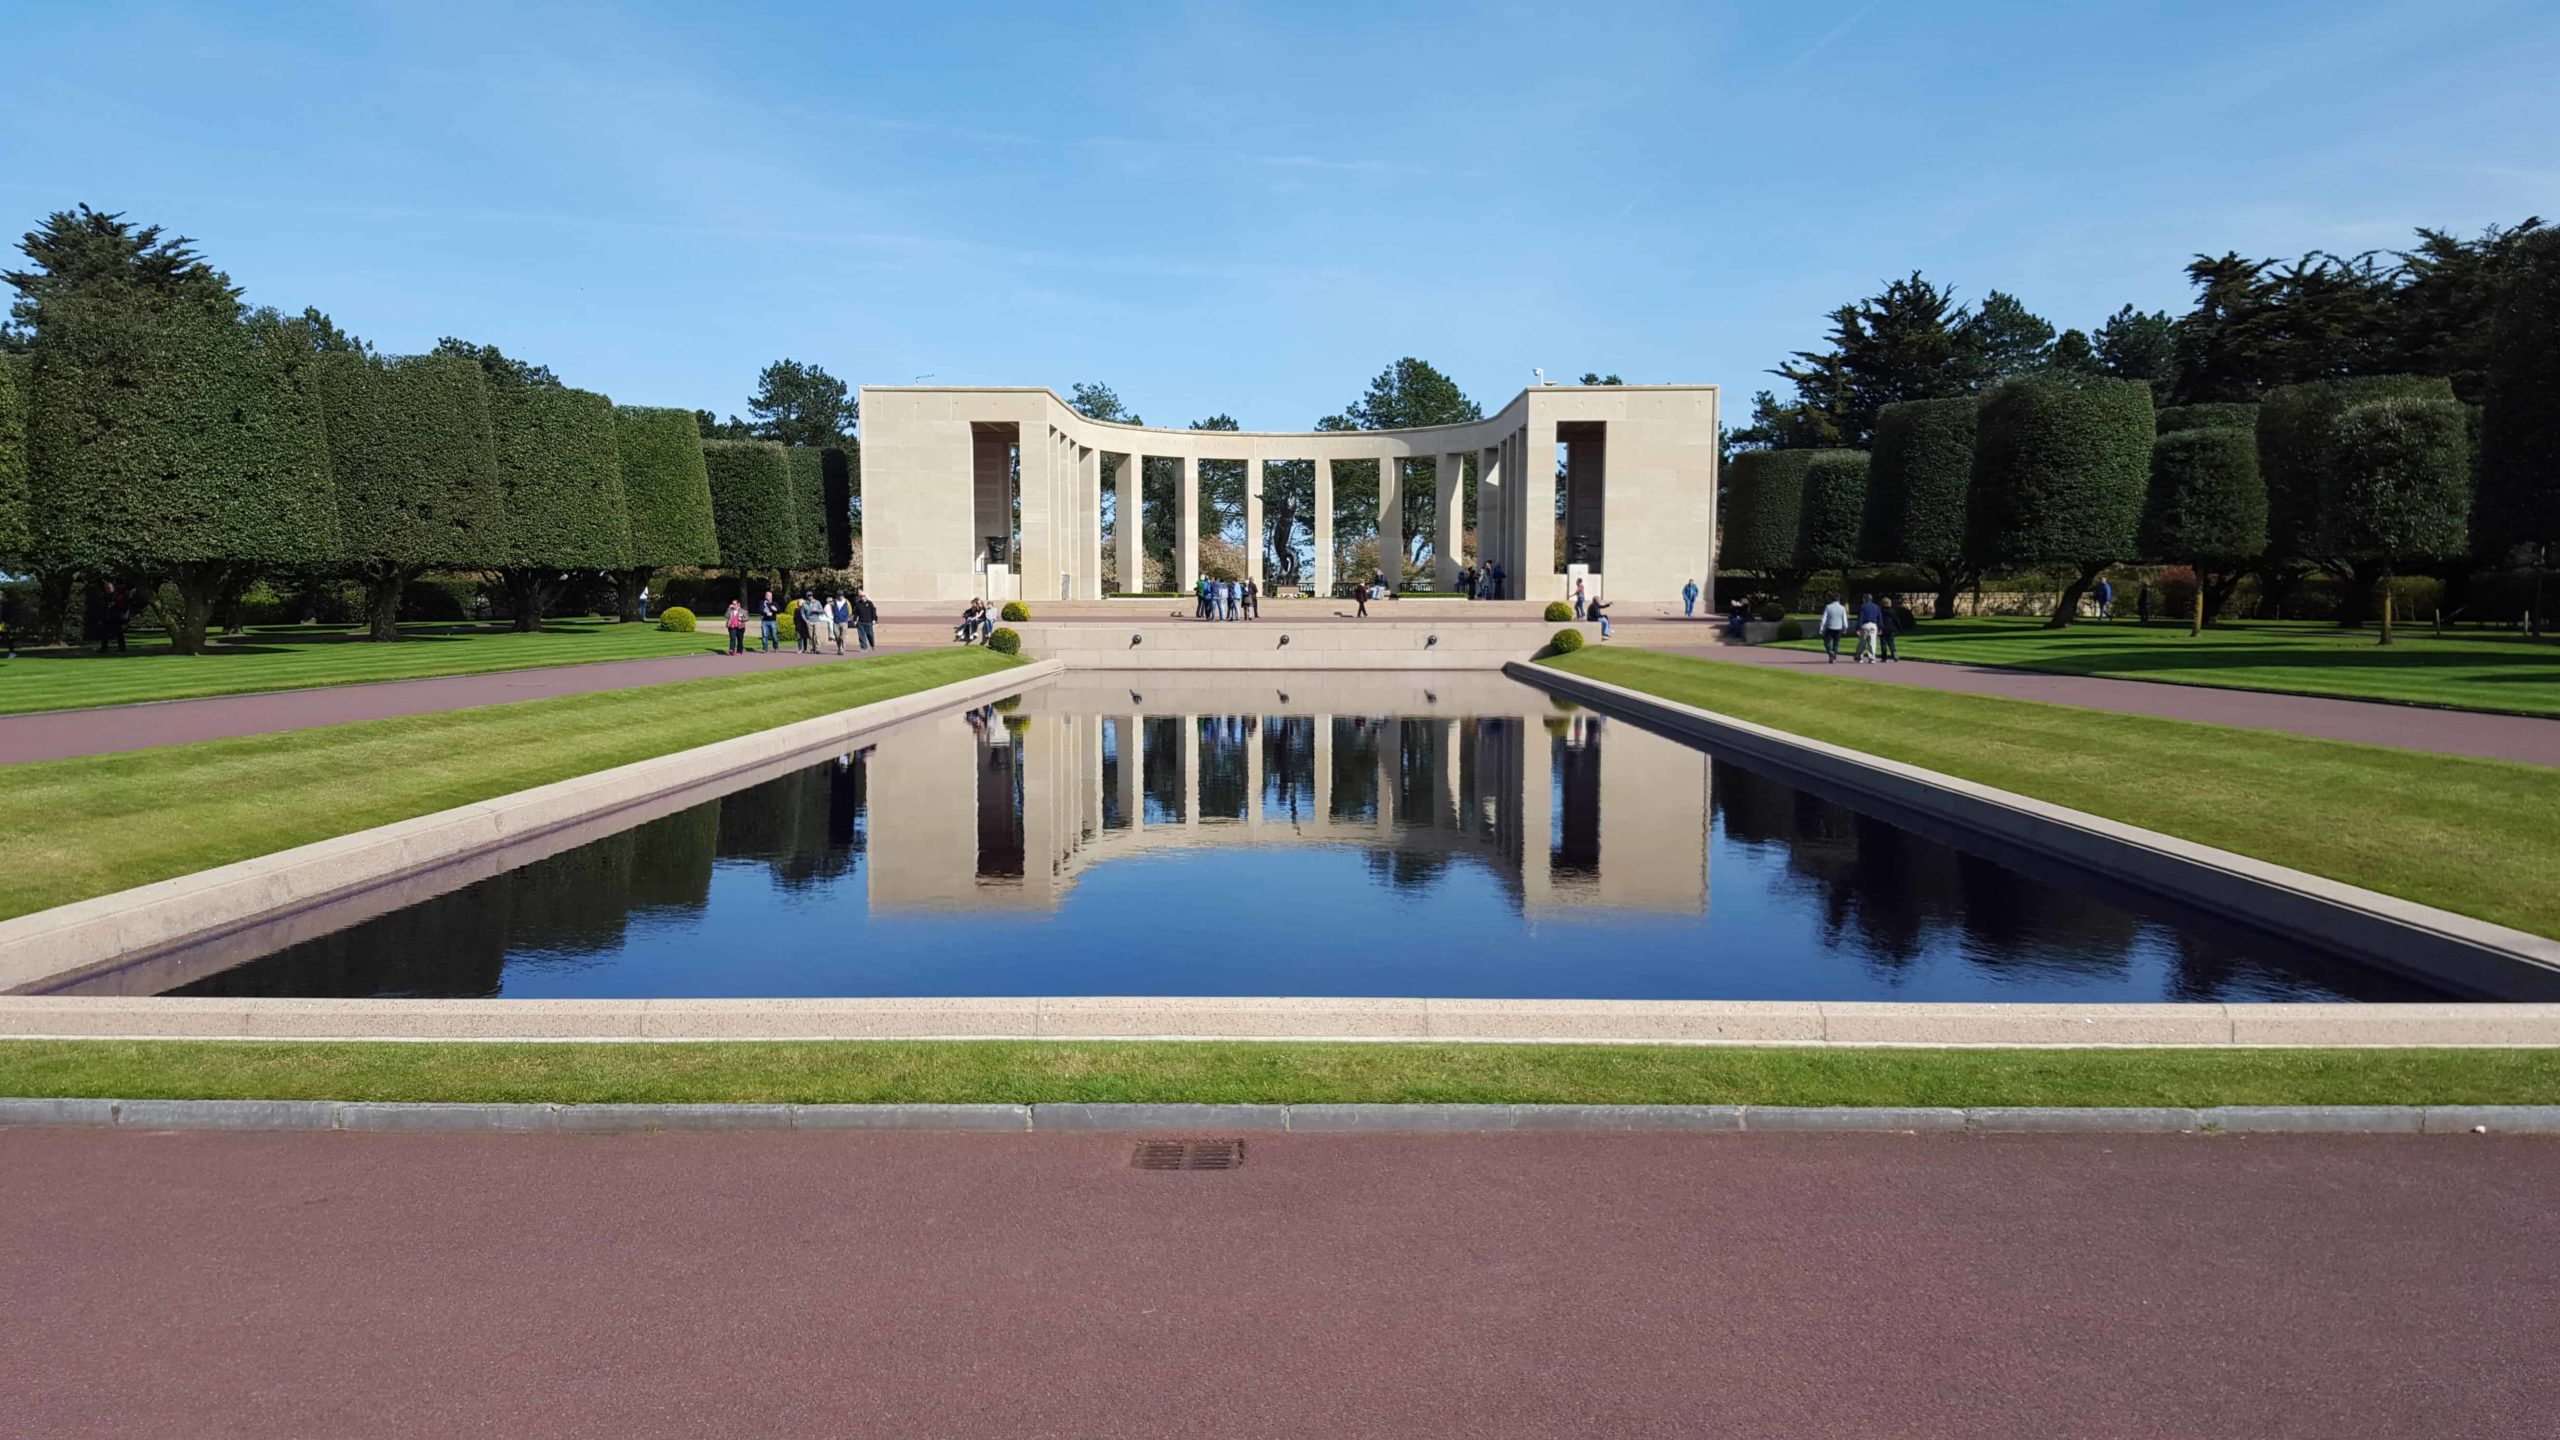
<box><xmin>1655</xmin><ymin>639</ymin><xmax>2560</xmax><ymax>766</ymax></box>
<box><xmin>4</xmin><ymin>1128</ymin><xmax>2552</xmax><ymax>1438</ymax></box>
<box><xmin>0</xmin><ymin>640</ymin><xmax>929</xmax><ymax>764</ymax></box>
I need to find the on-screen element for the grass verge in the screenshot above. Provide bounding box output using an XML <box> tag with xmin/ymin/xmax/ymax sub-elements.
<box><xmin>1769</xmin><ymin>614</ymin><xmax>2560</xmax><ymax>715</ymax></box>
<box><xmin>0</xmin><ymin>648</ymin><xmax>1024</xmax><ymax>920</ymax></box>
<box><xmin>1548</xmin><ymin>646</ymin><xmax>2560</xmax><ymax>938</ymax></box>
<box><xmin>1</xmin><ymin>1039</ymin><xmax>2555</xmax><ymax>1106</ymax></box>
<box><xmin>0</xmin><ymin>618</ymin><xmax>718</xmax><ymax>715</ymax></box>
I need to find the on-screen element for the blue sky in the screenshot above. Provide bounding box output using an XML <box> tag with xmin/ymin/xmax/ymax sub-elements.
<box><xmin>4</xmin><ymin>0</ymin><xmax>2554</xmax><ymax>428</ymax></box>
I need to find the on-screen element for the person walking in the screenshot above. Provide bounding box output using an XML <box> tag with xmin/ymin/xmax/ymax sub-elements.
<box><xmin>1242</xmin><ymin>576</ymin><xmax>1260</xmax><ymax>619</ymax></box>
<box><xmin>100</xmin><ymin>583</ymin><xmax>130</xmax><ymax>654</ymax></box>
<box><xmin>1195</xmin><ymin>575</ymin><xmax>1211</xmax><ymax>619</ymax></box>
<box><xmin>1818</xmin><ymin>596</ymin><xmax>1849</xmax><ymax>662</ymax></box>
<box><xmin>759</xmin><ymin>590</ymin><xmax>780</xmax><ymax>652</ymax></box>
<box><xmin>1855</xmin><ymin>593</ymin><xmax>1885</xmax><ymax>663</ymax></box>
<box><xmin>1353</xmin><ymin>580</ymin><xmax>1369</xmax><ymax>618</ymax></box>
<box><xmin>725</xmin><ymin>598</ymin><xmax>747</xmax><ymax>655</ymax></box>
<box><xmin>638</xmin><ymin>583</ymin><xmax>651</xmax><ymax>621</ymax></box>
<box><xmin>830</xmin><ymin>593</ymin><xmax>849</xmax><ymax>654</ymax></box>
<box><xmin>1572</xmin><ymin>578</ymin><xmax>1587</xmax><ymax>620</ymax></box>
<box><xmin>854</xmin><ymin>590</ymin><xmax>878</xmax><ymax>650</ymax></box>
<box><xmin>2137</xmin><ymin>582</ymin><xmax>2152</xmax><ymax>625</ymax></box>
<box><xmin>2094</xmin><ymin>575</ymin><xmax>2115</xmax><ymax>620</ymax></box>
<box><xmin>1682</xmin><ymin>578</ymin><xmax>1700</xmax><ymax>617</ymax></box>
<box><xmin>1876</xmin><ymin>600</ymin><xmax>1900</xmax><ymax>661</ymax></box>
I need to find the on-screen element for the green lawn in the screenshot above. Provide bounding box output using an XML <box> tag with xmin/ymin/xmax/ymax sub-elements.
<box><xmin>0</xmin><ymin>618</ymin><xmax>719</xmax><ymax>715</ymax></box>
<box><xmin>1772</xmin><ymin>614</ymin><xmax>2560</xmax><ymax>715</ymax></box>
<box><xmin>0</xmin><ymin>647</ymin><xmax>1022</xmax><ymax>921</ymax></box>
<box><xmin>1</xmin><ymin>1039</ymin><xmax>2554</xmax><ymax>1106</ymax></box>
<box><xmin>1550</xmin><ymin>647</ymin><xmax>2560</xmax><ymax>938</ymax></box>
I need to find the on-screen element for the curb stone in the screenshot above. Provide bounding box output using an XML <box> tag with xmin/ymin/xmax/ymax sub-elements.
<box><xmin>7</xmin><ymin>1100</ymin><xmax>2560</xmax><ymax>1135</ymax></box>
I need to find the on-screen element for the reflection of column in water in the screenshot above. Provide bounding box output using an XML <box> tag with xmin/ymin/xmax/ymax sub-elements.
<box><xmin>1552</xmin><ymin>717</ymin><xmax>1602</xmax><ymax>880</ymax></box>
<box><xmin>1181</xmin><ymin>714</ymin><xmax>1201</xmax><ymax>829</ymax></box>
<box><xmin>628</xmin><ymin>799</ymin><xmax>720</xmax><ymax>916</ymax></box>
<box><xmin>977</xmin><ymin>720</ymin><xmax>1025</xmax><ymax>878</ymax></box>
<box><xmin>1246</xmin><ymin>716</ymin><xmax>1266</xmax><ymax>831</ymax></box>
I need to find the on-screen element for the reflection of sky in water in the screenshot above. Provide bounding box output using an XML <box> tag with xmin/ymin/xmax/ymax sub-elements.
<box><xmin>171</xmin><ymin>698</ymin><xmax>2442</xmax><ymax>1004</ymax></box>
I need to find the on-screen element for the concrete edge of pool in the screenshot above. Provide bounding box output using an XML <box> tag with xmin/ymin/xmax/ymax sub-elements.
<box><xmin>6</xmin><ymin>1097</ymin><xmax>2560</xmax><ymax>1133</ymax></box>
<box><xmin>1506</xmin><ymin>660</ymin><xmax>2560</xmax><ymax>1002</ymax></box>
<box><xmin>0</xmin><ymin>659</ymin><xmax>1066</xmax><ymax>997</ymax></box>
<box><xmin>4</xmin><ymin>996</ymin><xmax>2560</xmax><ymax>1045</ymax></box>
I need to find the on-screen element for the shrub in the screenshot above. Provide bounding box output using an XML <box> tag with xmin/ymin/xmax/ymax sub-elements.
<box><xmin>702</xmin><ymin>440</ymin><xmax>797</xmax><ymax>569</ymax></box>
<box><xmin>398</xmin><ymin>577</ymin><xmax>477</xmax><ymax>621</ymax></box>
<box><xmin>782</xmin><ymin>446</ymin><xmax>833</xmax><ymax>570</ymax></box>
<box><xmin>1752</xmin><ymin>599</ymin><xmax>1786</xmax><ymax>622</ymax></box>
<box><xmin>1773</xmin><ymin>618</ymin><xmax>1806</xmax><ymax>642</ymax></box>
<box><xmin>2327</xmin><ymin>397</ymin><xmax>2473</xmax><ymax>564</ymax></box>
<box><xmin>1965</xmin><ymin>376</ymin><xmax>2154</xmax><ymax>623</ymax></box>
<box><xmin>1000</xmin><ymin>600</ymin><xmax>1030</xmax><ymax>622</ymax></box>
<box><xmin>1794</xmin><ymin>450</ymin><xmax>1870</xmax><ymax>572</ymax></box>
<box><xmin>318</xmin><ymin>352</ymin><xmax>510</xmax><ymax>638</ymax></box>
<box><xmin>1542</xmin><ymin>600</ymin><xmax>1573</xmax><ymax>622</ymax></box>
<box><xmin>487</xmin><ymin>383</ymin><xmax>630</xmax><ymax>630</ymax></box>
<box><xmin>655</xmin><ymin>605</ymin><xmax>697</xmax><ymax>633</ymax></box>
<box><xmin>775</xmin><ymin>608</ymin><xmax>797</xmax><ymax>643</ymax></box>
<box><xmin>28</xmin><ymin>301</ymin><xmax>340</xmax><ymax>652</ymax></box>
<box><xmin>1863</xmin><ymin>397</ymin><xmax>1977</xmax><ymax>608</ymax></box>
<box><xmin>2153</xmin><ymin>403</ymin><xmax>2259</xmax><ymax>436</ymax></box>
<box><xmin>615</xmin><ymin>406</ymin><xmax>718</xmax><ymax>569</ymax></box>
<box><xmin>986</xmin><ymin>625</ymin><xmax>1022</xmax><ymax>655</ymax></box>
<box><xmin>2142</xmin><ymin>427</ymin><xmax>2266</xmax><ymax>568</ymax></box>
<box><xmin>2258</xmin><ymin>375</ymin><xmax>2453</xmax><ymax>560</ymax></box>
<box><xmin>1549</xmin><ymin>627</ymin><xmax>1584</xmax><ymax>653</ymax></box>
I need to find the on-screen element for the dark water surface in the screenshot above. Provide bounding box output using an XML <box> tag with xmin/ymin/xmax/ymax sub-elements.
<box><xmin>151</xmin><ymin>674</ymin><xmax>2439</xmax><ymax>1002</ymax></box>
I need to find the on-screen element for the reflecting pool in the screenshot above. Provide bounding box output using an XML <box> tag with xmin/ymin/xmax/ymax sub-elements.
<box><xmin>106</xmin><ymin>673</ymin><xmax>2439</xmax><ymax>1002</ymax></box>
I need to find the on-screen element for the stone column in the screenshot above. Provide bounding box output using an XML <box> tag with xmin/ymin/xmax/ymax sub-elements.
<box><xmin>1378</xmin><ymin>456</ymin><xmax>1402</xmax><ymax>592</ymax></box>
<box><xmin>1434</xmin><ymin>453</ymin><xmax>1462</xmax><ymax>591</ymax></box>
<box><xmin>1177</xmin><ymin>455</ymin><xmax>1199</xmax><ymax>594</ymax></box>
<box><xmin>1082</xmin><ymin>444</ymin><xmax>1104</xmax><ymax>599</ymax></box>
<box><xmin>1523</xmin><ymin>415</ymin><xmax>1559</xmax><ymax>602</ymax></box>
<box><xmin>1479</xmin><ymin>443</ymin><xmax>1504</xmax><ymax>593</ymax></box>
<box><xmin>1312</xmin><ymin>458</ymin><xmax>1335</xmax><ymax>598</ymax></box>
<box><xmin>1181</xmin><ymin>716</ymin><xmax>1200</xmax><ymax>831</ymax></box>
<box><xmin>1245</xmin><ymin>457</ymin><xmax>1266</xmax><ymax>588</ymax></box>
<box><xmin>1116</xmin><ymin>454</ymin><xmax>1143</xmax><ymax>594</ymax></box>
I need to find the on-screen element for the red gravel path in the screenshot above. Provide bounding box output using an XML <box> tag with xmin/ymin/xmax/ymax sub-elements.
<box><xmin>1660</xmin><ymin>639</ymin><xmax>2560</xmax><ymax>766</ymax></box>
<box><xmin>4</xmin><ymin>1128</ymin><xmax>2554</xmax><ymax>1438</ymax></box>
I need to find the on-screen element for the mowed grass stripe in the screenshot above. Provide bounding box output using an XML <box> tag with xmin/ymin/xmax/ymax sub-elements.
<box><xmin>2</xmin><ymin>1039</ymin><xmax>2556</xmax><ymax>1107</ymax></box>
<box><xmin>0</xmin><ymin>648</ymin><xmax>1024</xmax><ymax>920</ymax></box>
<box><xmin>0</xmin><ymin>619</ymin><xmax>718</xmax><ymax>716</ymax></box>
<box><xmin>1549</xmin><ymin>647</ymin><xmax>2560</xmax><ymax>939</ymax></box>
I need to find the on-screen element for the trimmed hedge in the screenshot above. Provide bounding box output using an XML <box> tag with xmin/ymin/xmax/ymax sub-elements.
<box><xmin>1861</xmin><ymin>397</ymin><xmax>1975</xmax><ymax>571</ymax></box>
<box><xmin>1719</xmin><ymin>449</ymin><xmax>1813</xmax><ymax>572</ymax></box>
<box><xmin>2153</xmin><ymin>402</ymin><xmax>2259</xmax><ymax>436</ymax></box>
<box><xmin>986</xmin><ymin>625</ymin><xmax>1022</xmax><ymax>655</ymax></box>
<box><xmin>28</xmin><ymin>300</ymin><xmax>341</xmax><ymax>578</ymax></box>
<box><xmin>0</xmin><ymin>353</ymin><xmax>27</xmax><ymax>568</ymax></box>
<box><xmin>2478</xmin><ymin>228</ymin><xmax>2560</xmax><ymax>552</ymax></box>
<box><xmin>614</xmin><ymin>405</ymin><xmax>718</xmax><ymax>569</ymax></box>
<box><xmin>2258</xmin><ymin>375</ymin><xmax>2452</xmax><ymax>560</ymax></box>
<box><xmin>1542</xmin><ymin>600</ymin><xmax>1573</xmax><ymax>622</ymax></box>
<box><xmin>488</xmin><ymin>384</ymin><xmax>631</xmax><ymax>570</ymax></box>
<box><xmin>317</xmin><ymin>352</ymin><xmax>509</xmax><ymax>572</ymax></box>
<box><xmin>783</xmin><ymin>446</ymin><xmax>839</xmax><ymax>570</ymax></box>
<box><xmin>1549</xmin><ymin>627</ymin><xmax>1584</xmax><ymax>653</ymax></box>
<box><xmin>655</xmin><ymin>604</ymin><xmax>697</xmax><ymax>633</ymax></box>
<box><xmin>2326</xmin><ymin>397</ymin><xmax>2473</xmax><ymax>563</ymax></box>
<box><xmin>703</xmin><ymin>439</ymin><xmax>797</xmax><ymax>569</ymax></box>
<box><xmin>1964</xmin><ymin>376</ymin><xmax>2153</xmax><ymax>573</ymax></box>
<box><xmin>2141</xmin><ymin>426</ymin><xmax>2266</xmax><ymax>568</ymax></box>
<box><xmin>999</xmin><ymin>600</ymin><xmax>1029</xmax><ymax>622</ymax></box>
<box><xmin>1793</xmin><ymin>450</ymin><xmax>1869</xmax><ymax>572</ymax></box>
<box><xmin>823</xmin><ymin>445</ymin><xmax>854</xmax><ymax>570</ymax></box>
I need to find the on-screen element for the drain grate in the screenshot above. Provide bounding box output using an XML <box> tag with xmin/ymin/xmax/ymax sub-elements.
<box><xmin>1131</xmin><ymin>1140</ymin><xmax>1246</xmax><ymax>1172</ymax></box>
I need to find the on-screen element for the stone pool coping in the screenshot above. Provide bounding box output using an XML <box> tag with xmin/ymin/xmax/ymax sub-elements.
<box><xmin>1508</xmin><ymin>660</ymin><xmax>2560</xmax><ymax>1002</ymax></box>
<box><xmin>4</xmin><ymin>1097</ymin><xmax>2557</xmax><ymax>1134</ymax></box>
<box><xmin>0</xmin><ymin>659</ymin><xmax>1064</xmax><ymax>997</ymax></box>
<box><xmin>4</xmin><ymin>996</ymin><xmax>2560</xmax><ymax>1045</ymax></box>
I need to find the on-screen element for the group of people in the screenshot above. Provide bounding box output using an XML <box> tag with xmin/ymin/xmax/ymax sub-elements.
<box><xmin>1816</xmin><ymin>593</ymin><xmax>1905</xmax><ymax>664</ymax></box>
<box><xmin>724</xmin><ymin>588</ymin><xmax>877</xmax><ymax>656</ymax></box>
<box><xmin>955</xmin><ymin>598</ymin><xmax>1012</xmax><ymax>644</ymax></box>
<box><xmin>1194</xmin><ymin>576</ymin><xmax>1262</xmax><ymax>620</ymax></box>
<box><xmin>1455</xmin><ymin>563</ymin><xmax>1508</xmax><ymax>600</ymax></box>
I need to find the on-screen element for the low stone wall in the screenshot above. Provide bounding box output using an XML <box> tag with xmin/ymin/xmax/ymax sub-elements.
<box><xmin>0</xmin><ymin>660</ymin><xmax>1063</xmax><ymax>996</ymax></box>
<box><xmin>1012</xmin><ymin>621</ymin><xmax>1558</xmax><ymax>670</ymax></box>
<box><xmin>1510</xmin><ymin>660</ymin><xmax>2560</xmax><ymax>1000</ymax></box>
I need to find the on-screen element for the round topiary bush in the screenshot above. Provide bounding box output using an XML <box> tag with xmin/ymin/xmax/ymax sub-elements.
<box><xmin>986</xmin><ymin>626</ymin><xmax>1022</xmax><ymax>655</ymax></box>
<box><xmin>1543</xmin><ymin>600</ymin><xmax>1573</xmax><ymax>622</ymax></box>
<box><xmin>775</xmin><ymin>609</ymin><xmax>797</xmax><ymax>643</ymax></box>
<box><xmin>1000</xmin><ymin>600</ymin><xmax>1030</xmax><ymax>622</ymax></box>
<box><xmin>1774</xmin><ymin>618</ymin><xmax>1807</xmax><ymax>642</ymax></box>
<box><xmin>1549</xmin><ymin>627</ymin><xmax>1585</xmax><ymax>654</ymax></box>
<box><xmin>655</xmin><ymin>605</ymin><xmax>697</xmax><ymax>633</ymax></box>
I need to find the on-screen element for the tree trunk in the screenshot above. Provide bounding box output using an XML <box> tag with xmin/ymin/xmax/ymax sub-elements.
<box><xmin>1931</xmin><ymin>569</ymin><xmax>1964</xmax><ymax>622</ymax></box>
<box><xmin>2201</xmin><ymin>570</ymin><xmax>2245</xmax><ymax>627</ymax></box>
<box><xmin>500</xmin><ymin>569</ymin><xmax>559</xmax><ymax>632</ymax></box>
<box><xmin>616</xmin><ymin>568</ymin><xmax>652</xmax><ymax>624</ymax></box>
<box><xmin>2332</xmin><ymin>560</ymin><xmax>2383</xmax><ymax>628</ymax></box>
<box><xmin>2191</xmin><ymin>583</ymin><xmax>2205</xmax><ymax>637</ymax></box>
<box><xmin>165</xmin><ymin>562</ymin><xmax>232</xmax><ymax>655</ymax></box>
<box><xmin>2045</xmin><ymin>562</ymin><xmax>2107</xmax><ymax>629</ymax></box>
<box><xmin>33</xmin><ymin>570</ymin><xmax>77</xmax><ymax>645</ymax></box>
<box><xmin>2377</xmin><ymin>573</ymin><xmax>2395</xmax><ymax>646</ymax></box>
<box><xmin>360</xmin><ymin>565</ymin><xmax>416</xmax><ymax>642</ymax></box>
